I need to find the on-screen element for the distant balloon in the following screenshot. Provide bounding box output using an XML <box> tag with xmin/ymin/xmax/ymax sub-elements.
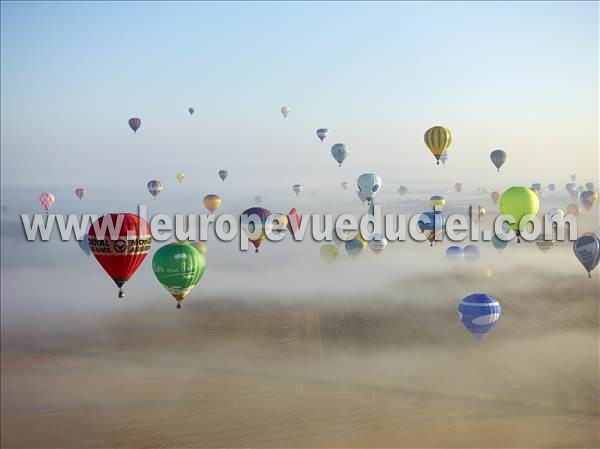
<box><xmin>569</xmin><ymin>190</ymin><xmax>580</xmax><ymax>202</ymax></box>
<box><xmin>331</xmin><ymin>143</ymin><xmax>349</xmax><ymax>167</ymax></box>
<box><xmin>368</xmin><ymin>234</ymin><xmax>388</xmax><ymax>255</ymax></box>
<box><xmin>463</xmin><ymin>244</ymin><xmax>480</xmax><ymax>262</ymax></box>
<box><xmin>499</xmin><ymin>187</ymin><xmax>539</xmax><ymax>241</ymax></box>
<box><xmin>281</xmin><ymin>106</ymin><xmax>290</xmax><ymax>118</ymax></box>
<box><xmin>152</xmin><ymin>242</ymin><xmax>206</xmax><ymax>309</ymax></box>
<box><xmin>203</xmin><ymin>194</ymin><xmax>222</xmax><ymax>213</ymax></box>
<box><xmin>357</xmin><ymin>174</ymin><xmax>382</xmax><ymax>204</ymax></box>
<box><xmin>418</xmin><ymin>211</ymin><xmax>445</xmax><ymax>232</ymax></box>
<box><xmin>188</xmin><ymin>107</ymin><xmax>194</xmax><ymax>115</ymax></box>
<box><xmin>147</xmin><ymin>180</ymin><xmax>163</xmax><ymax>199</ymax></box>
<box><xmin>37</xmin><ymin>192</ymin><xmax>55</xmax><ymax>213</ymax></box>
<box><xmin>454</xmin><ymin>182</ymin><xmax>463</xmax><ymax>193</ymax></box>
<box><xmin>128</xmin><ymin>118</ymin><xmax>141</xmax><ymax>133</ymax></box>
<box><xmin>581</xmin><ymin>191</ymin><xmax>598</xmax><ymax>211</ymax></box>
<box><xmin>577</xmin><ymin>185</ymin><xmax>585</xmax><ymax>193</ymax></box>
<box><xmin>566</xmin><ymin>183</ymin><xmax>576</xmax><ymax>193</ymax></box>
<box><xmin>398</xmin><ymin>185</ymin><xmax>408</xmax><ymax>196</ymax></box>
<box><xmin>573</xmin><ymin>235</ymin><xmax>600</xmax><ymax>278</ymax></box>
<box><xmin>490</xmin><ymin>149</ymin><xmax>506</xmax><ymax>172</ymax></box>
<box><xmin>491</xmin><ymin>234</ymin><xmax>508</xmax><ymax>252</ymax></box>
<box><xmin>531</xmin><ymin>183</ymin><xmax>542</xmax><ymax>193</ymax></box>
<box><xmin>316</xmin><ymin>128</ymin><xmax>329</xmax><ymax>142</ymax></box>
<box><xmin>341</xmin><ymin>181</ymin><xmax>349</xmax><ymax>190</ymax></box>
<box><xmin>570</xmin><ymin>174</ymin><xmax>577</xmax><ymax>183</ymax></box>
<box><xmin>320</xmin><ymin>244</ymin><xmax>339</xmax><ymax>262</ymax></box>
<box><xmin>88</xmin><ymin>213</ymin><xmax>151</xmax><ymax>297</ymax></box>
<box><xmin>458</xmin><ymin>294</ymin><xmax>501</xmax><ymax>338</ymax></box>
<box><xmin>270</xmin><ymin>213</ymin><xmax>289</xmax><ymax>235</ymax></box>
<box><xmin>566</xmin><ymin>203</ymin><xmax>582</xmax><ymax>216</ymax></box>
<box><xmin>585</xmin><ymin>182</ymin><xmax>595</xmax><ymax>191</ymax></box>
<box><xmin>548</xmin><ymin>184</ymin><xmax>556</xmax><ymax>192</ymax></box>
<box><xmin>254</xmin><ymin>195</ymin><xmax>263</xmax><ymax>204</ymax></box>
<box><xmin>536</xmin><ymin>234</ymin><xmax>556</xmax><ymax>253</ymax></box>
<box><xmin>175</xmin><ymin>172</ymin><xmax>185</xmax><ymax>183</ymax></box>
<box><xmin>545</xmin><ymin>208</ymin><xmax>564</xmax><ymax>224</ymax></box>
<box><xmin>446</xmin><ymin>246</ymin><xmax>464</xmax><ymax>260</ymax></box>
<box><xmin>78</xmin><ymin>235</ymin><xmax>91</xmax><ymax>257</ymax></box>
<box><xmin>429</xmin><ymin>195</ymin><xmax>446</xmax><ymax>211</ymax></box>
<box><xmin>424</xmin><ymin>126</ymin><xmax>452</xmax><ymax>165</ymax></box>
<box><xmin>491</xmin><ymin>191</ymin><xmax>500</xmax><ymax>206</ymax></box>
<box><xmin>345</xmin><ymin>235</ymin><xmax>366</xmax><ymax>258</ymax></box>
<box><xmin>287</xmin><ymin>208</ymin><xmax>302</xmax><ymax>238</ymax></box>
<box><xmin>75</xmin><ymin>187</ymin><xmax>86</xmax><ymax>200</ymax></box>
<box><xmin>212</xmin><ymin>171</ymin><xmax>227</xmax><ymax>184</ymax></box>
<box><xmin>293</xmin><ymin>184</ymin><xmax>303</xmax><ymax>197</ymax></box>
<box><xmin>241</xmin><ymin>207</ymin><xmax>272</xmax><ymax>253</ymax></box>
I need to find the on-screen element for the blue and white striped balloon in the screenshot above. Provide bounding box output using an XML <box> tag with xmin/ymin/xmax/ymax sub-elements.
<box><xmin>147</xmin><ymin>180</ymin><xmax>163</xmax><ymax>199</ymax></box>
<box><xmin>458</xmin><ymin>294</ymin><xmax>501</xmax><ymax>338</ymax></box>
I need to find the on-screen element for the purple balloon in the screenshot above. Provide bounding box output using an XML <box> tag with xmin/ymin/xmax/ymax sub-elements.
<box><xmin>128</xmin><ymin>117</ymin><xmax>141</xmax><ymax>133</ymax></box>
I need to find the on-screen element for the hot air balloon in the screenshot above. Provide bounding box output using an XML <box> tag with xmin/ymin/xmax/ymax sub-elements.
<box><xmin>37</xmin><ymin>192</ymin><xmax>55</xmax><ymax>213</ymax></box>
<box><xmin>270</xmin><ymin>213</ymin><xmax>289</xmax><ymax>235</ymax></box>
<box><xmin>218</xmin><ymin>170</ymin><xmax>228</xmax><ymax>182</ymax></box>
<box><xmin>357</xmin><ymin>174</ymin><xmax>381</xmax><ymax>204</ymax></box>
<box><xmin>545</xmin><ymin>208</ymin><xmax>564</xmax><ymax>224</ymax></box>
<box><xmin>548</xmin><ymin>184</ymin><xmax>556</xmax><ymax>192</ymax></box>
<box><xmin>429</xmin><ymin>195</ymin><xmax>446</xmax><ymax>211</ymax></box>
<box><xmin>491</xmin><ymin>191</ymin><xmax>500</xmax><ymax>206</ymax></box>
<box><xmin>75</xmin><ymin>187</ymin><xmax>85</xmax><ymax>200</ymax></box>
<box><xmin>440</xmin><ymin>152</ymin><xmax>449</xmax><ymax>165</ymax></box>
<box><xmin>241</xmin><ymin>207</ymin><xmax>272</xmax><ymax>252</ymax></box>
<box><xmin>254</xmin><ymin>195</ymin><xmax>263</xmax><ymax>204</ymax></box>
<box><xmin>585</xmin><ymin>182</ymin><xmax>595</xmax><ymax>192</ymax></box>
<box><xmin>458</xmin><ymin>294</ymin><xmax>501</xmax><ymax>339</ymax></box>
<box><xmin>147</xmin><ymin>180</ymin><xmax>163</xmax><ymax>199</ymax></box>
<box><xmin>454</xmin><ymin>182</ymin><xmax>463</xmax><ymax>193</ymax></box>
<box><xmin>424</xmin><ymin>229</ymin><xmax>442</xmax><ymax>247</ymax></box>
<box><xmin>77</xmin><ymin>235</ymin><xmax>91</xmax><ymax>257</ymax></box>
<box><xmin>446</xmin><ymin>246</ymin><xmax>464</xmax><ymax>260</ymax></box>
<box><xmin>536</xmin><ymin>234</ymin><xmax>556</xmax><ymax>253</ymax></box>
<box><xmin>531</xmin><ymin>183</ymin><xmax>542</xmax><ymax>193</ymax></box>
<box><xmin>152</xmin><ymin>242</ymin><xmax>206</xmax><ymax>309</ymax></box>
<box><xmin>203</xmin><ymin>194</ymin><xmax>222</xmax><ymax>213</ymax></box>
<box><xmin>316</xmin><ymin>128</ymin><xmax>329</xmax><ymax>142</ymax></box>
<box><xmin>499</xmin><ymin>187</ymin><xmax>539</xmax><ymax>242</ymax></box>
<box><xmin>467</xmin><ymin>205</ymin><xmax>486</xmax><ymax>222</ymax></box>
<box><xmin>573</xmin><ymin>235</ymin><xmax>600</xmax><ymax>278</ymax></box>
<box><xmin>570</xmin><ymin>174</ymin><xmax>577</xmax><ymax>183</ymax></box>
<box><xmin>189</xmin><ymin>241</ymin><xmax>207</xmax><ymax>256</ymax></box>
<box><xmin>424</xmin><ymin>126</ymin><xmax>452</xmax><ymax>165</ymax></box>
<box><xmin>569</xmin><ymin>190</ymin><xmax>580</xmax><ymax>202</ymax></box>
<box><xmin>566</xmin><ymin>203</ymin><xmax>581</xmax><ymax>216</ymax></box>
<box><xmin>281</xmin><ymin>106</ymin><xmax>290</xmax><ymax>118</ymax></box>
<box><xmin>341</xmin><ymin>181</ymin><xmax>349</xmax><ymax>190</ymax></box>
<box><xmin>287</xmin><ymin>208</ymin><xmax>302</xmax><ymax>239</ymax></box>
<box><xmin>88</xmin><ymin>213</ymin><xmax>151</xmax><ymax>297</ymax></box>
<box><xmin>490</xmin><ymin>150</ymin><xmax>506</xmax><ymax>172</ymax></box>
<box><xmin>320</xmin><ymin>244</ymin><xmax>339</xmax><ymax>262</ymax></box>
<box><xmin>418</xmin><ymin>211</ymin><xmax>445</xmax><ymax>232</ymax></box>
<box><xmin>331</xmin><ymin>143</ymin><xmax>349</xmax><ymax>167</ymax></box>
<box><xmin>491</xmin><ymin>234</ymin><xmax>508</xmax><ymax>252</ymax></box>
<box><xmin>368</xmin><ymin>234</ymin><xmax>388</xmax><ymax>254</ymax></box>
<box><xmin>463</xmin><ymin>244</ymin><xmax>480</xmax><ymax>261</ymax></box>
<box><xmin>188</xmin><ymin>107</ymin><xmax>194</xmax><ymax>115</ymax></box>
<box><xmin>345</xmin><ymin>235</ymin><xmax>366</xmax><ymax>258</ymax></box>
<box><xmin>566</xmin><ymin>183</ymin><xmax>576</xmax><ymax>193</ymax></box>
<box><xmin>581</xmin><ymin>191</ymin><xmax>598</xmax><ymax>211</ymax></box>
<box><xmin>398</xmin><ymin>185</ymin><xmax>408</xmax><ymax>196</ymax></box>
<box><xmin>175</xmin><ymin>173</ymin><xmax>185</xmax><ymax>183</ymax></box>
<box><xmin>293</xmin><ymin>184</ymin><xmax>303</xmax><ymax>197</ymax></box>
<box><xmin>128</xmin><ymin>118</ymin><xmax>141</xmax><ymax>133</ymax></box>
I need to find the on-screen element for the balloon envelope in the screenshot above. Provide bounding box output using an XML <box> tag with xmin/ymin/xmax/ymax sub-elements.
<box><xmin>203</xmin><ymin>194</ymin><xmax>222</xmax><ymax>213</ymax></box>
<box><xmin>331</xmin><ymin>143</ymin><xmax>349</xmax><ymax>167</ymax></box>
<box><xmin>128</xmin><ymin>118</ymin><xmax>141</xmax><ymax>133</ymax></box>
<box><xmin>147</xmin><ymin>180</ymin><xmax>163</xmax><ymax>199</ymax></box>
<box><xmin>424</xmin><ymin>126</ymin><xmax>452</xmax><ymax>164</ymax></box>
<box><xmin>320</xmin><ymin>244</ymin><xmax>339</xmax><ymax>262</ymax></box>
<box><xmin>37</xmin><ymin>192</ymin><xmax>55</xmax><ymax>212</ymax></box>
<box><xmin>446</xmin><ymin>246</ymin><xmax>464</xmax><ymax>260</ymax></box>
<box><xmin>490</xmin><ymin>149</ymin><xmax>506</xmax><ymax>171</ymax></box>
<box><xmin>573</xmin><ymin>235</ymin><xmax>600</xmax><ymax>277</ymax></box>
<box><xmin>75</xmin><ymin>188</ymin><xmax>85</xmax><ymax>200</ymax></box>
<box><xmin>152</xmin><ymin>242</ymin><xmax>206</xmax><ymax>308</ymax></box>
<box><xmin>499</xmin><ymin>187</ymin><xmax>539</xmax><ymax>233</ymax></box>
<box><xmin>316</xmin><ymin>128</ymin><xmax>329</xmax><ymax>142</ymax></box>
<box><xmin>357</xmin><ymin>174</ymin><xmax>382</xmax><ymax>203</ymax></box>
<box><xmin>458</xmin><ymin>294</ymin><xmax>501</xmax><ymax>338</ymax></box>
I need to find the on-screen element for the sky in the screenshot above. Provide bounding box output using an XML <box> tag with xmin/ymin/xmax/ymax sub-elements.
<box><xmin>1</xmin><ymin>1</ymin><xmax>598</xmax><ymax>203</ymax></box>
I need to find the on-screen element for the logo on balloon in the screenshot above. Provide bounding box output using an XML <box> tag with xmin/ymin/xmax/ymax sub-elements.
<box><xmin>113</xmin><ymin>239</ymin><xmax>127</xmax><ymax>253</ymax></box>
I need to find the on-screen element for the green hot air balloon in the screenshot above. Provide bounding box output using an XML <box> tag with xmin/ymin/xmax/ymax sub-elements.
<box><xmin>152</xmin><ymin>242</ymin><xmax>206</xmax><ymax>309</ymax></box>
<box><xmin>499</xmin><ymin>187</ymin><xmax>539</xmax><ymax>242</ymax></box>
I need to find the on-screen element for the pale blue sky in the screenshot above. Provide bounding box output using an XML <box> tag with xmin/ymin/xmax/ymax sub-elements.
<box><xmin>1</xmin><ymin>2</ymin><xmax>598</xmax><ymax>198</ymax></box>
